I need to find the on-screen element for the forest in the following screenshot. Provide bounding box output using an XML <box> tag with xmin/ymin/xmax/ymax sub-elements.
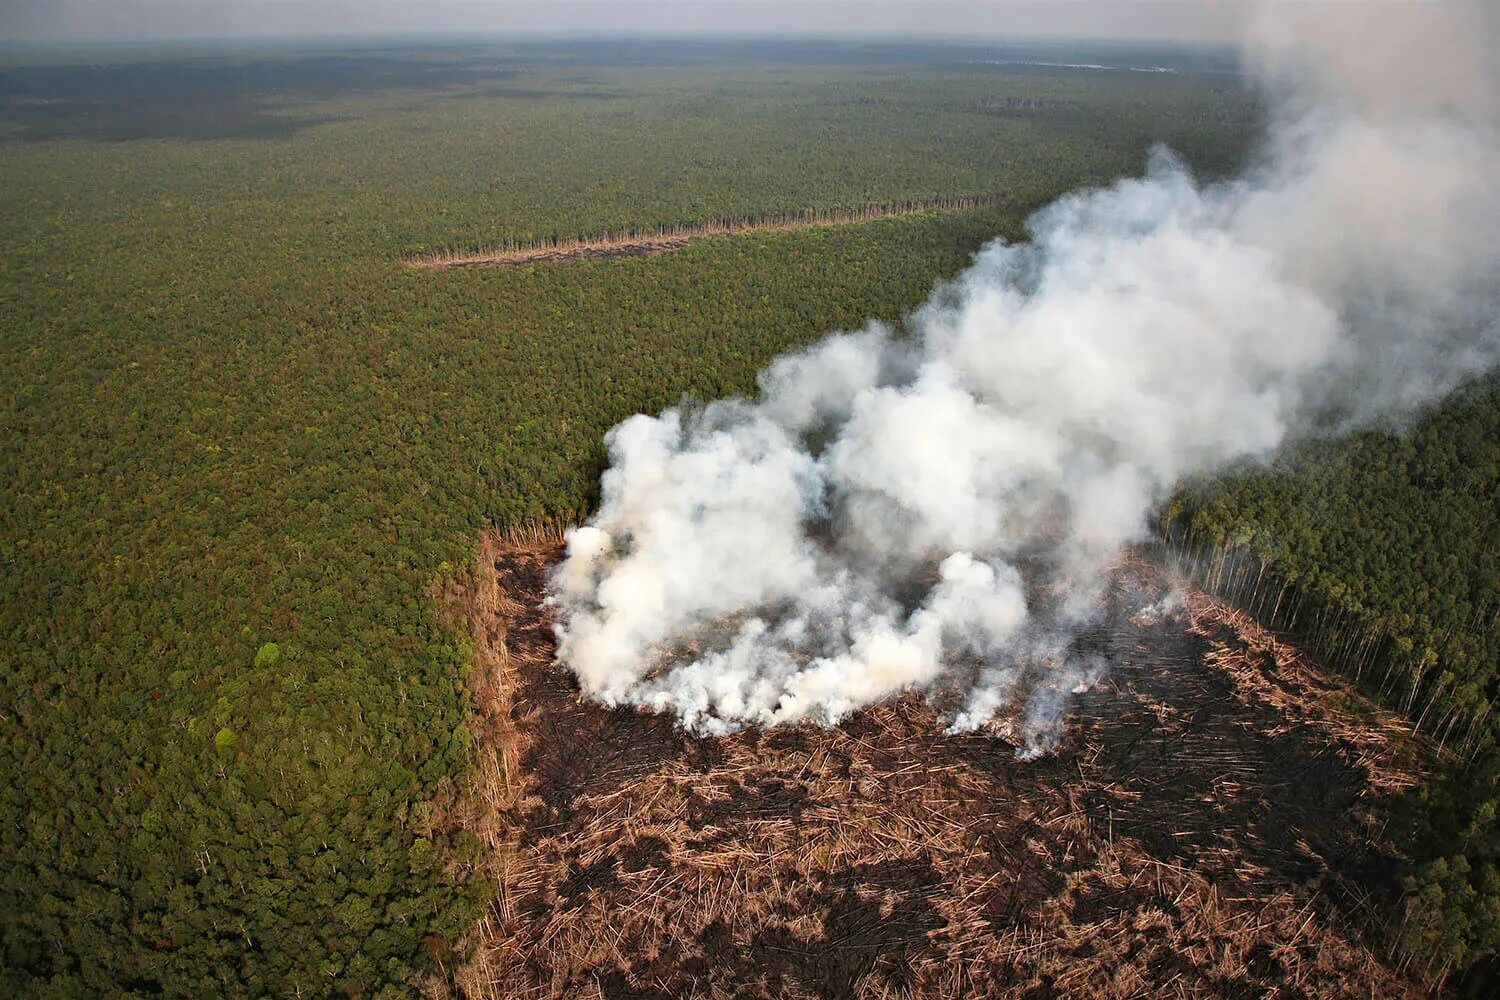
<box><xmin>0</xmin><ymin>39</ymin><xmax>1257</xmax><ymax>997</ymax></box>
<box><xmin>2</xmin><ymin>35</ymin><xmax>1494</xmax><ymax>998</ymax></box>
<box><xmin>1167</xmin><ymin>374</ymin><xmax>1500</xmax><ymax>985</ymax></box>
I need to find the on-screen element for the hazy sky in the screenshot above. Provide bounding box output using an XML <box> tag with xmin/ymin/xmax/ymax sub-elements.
<box><xmin>1</xmin><ymin>1</ymin><xmax>1247</xmax><ymax>45</ymax></box>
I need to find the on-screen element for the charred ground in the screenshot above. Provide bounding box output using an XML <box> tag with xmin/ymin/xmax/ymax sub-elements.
<box><xmin>433</xmin><ymin>533</ymin><xmax>1433</xmax><ymax>999</ymax></box>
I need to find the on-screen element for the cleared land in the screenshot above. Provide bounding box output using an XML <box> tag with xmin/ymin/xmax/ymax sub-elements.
<box><xmin>411</xmin><ymin>197</ymin><xmax>1003</xmax><ymax>268</ymax></box>
<box><xmin>432</xmin><ymin>533</ymin><xmax>1434</xmax><ymax>1000</ymax></box>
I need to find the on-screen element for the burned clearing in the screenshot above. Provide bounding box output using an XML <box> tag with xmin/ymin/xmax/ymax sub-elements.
<box><xmin>433</xmin><ymin>533</ymin><xmax>1434</xmax><ymax>999</ymax></box>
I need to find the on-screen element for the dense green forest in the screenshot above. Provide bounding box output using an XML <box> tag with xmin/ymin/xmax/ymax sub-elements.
<box><xmin>0</xmin><ymin>41</ymin><xmax>1261</xmax><ymax>997</ymax></box>
<box><xmin>1166</xmin><ymin>375</ymin><xmax>1500</xmax><ymax>985</ymax></box>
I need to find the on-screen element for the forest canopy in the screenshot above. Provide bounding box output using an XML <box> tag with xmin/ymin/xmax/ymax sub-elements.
<box><xmin>0</xmin><ymin>40</ymin><xmax>1260</xmax><ymax>997</ymax></box>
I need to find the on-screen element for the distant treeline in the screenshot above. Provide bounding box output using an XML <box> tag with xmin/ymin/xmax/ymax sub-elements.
<box><xmin>977</xmin><ymin>96</ymin><xmax>1066</xmax><ymax>110</ymax></box>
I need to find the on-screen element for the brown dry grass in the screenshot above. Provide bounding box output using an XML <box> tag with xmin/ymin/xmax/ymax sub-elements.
<box><xmin>434</xmin><ymin>535</ymin><xmax>1436</xmax><ymax>999</ymax></box>
<box><xmin>410</xmin><ymin>196</ymin><xmax>1002</xmax><ymax>270</ymax></box>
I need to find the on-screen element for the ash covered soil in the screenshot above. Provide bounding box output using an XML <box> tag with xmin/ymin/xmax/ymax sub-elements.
<box><xmin>441</xmin><ymin>537</ymin><xmax>1432</xmax><ymax>999</ymax></box>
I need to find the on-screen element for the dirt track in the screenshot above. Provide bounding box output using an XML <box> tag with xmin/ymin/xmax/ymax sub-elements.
<box><xmin>411</xmin><ymin>196</ymin><xmax>1002</xmax><ymax>270</ymax></box>
<box><xmin>435</xmin><ymin>536</ymin><xmax>1431</xmax><ymax>1000</ymax></box>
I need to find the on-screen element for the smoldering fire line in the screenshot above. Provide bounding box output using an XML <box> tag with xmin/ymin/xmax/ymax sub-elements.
<box><xmin>548</xmin><ymin>1</ymin><xmax>1500</xmax><ymax>749</ymax></box>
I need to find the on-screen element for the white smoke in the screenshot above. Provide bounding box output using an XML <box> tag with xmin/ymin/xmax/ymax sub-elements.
<box><xmin>550</xmin><ymin>2</ymin><xmax>1500</xmax><ymax>747</ymax></box>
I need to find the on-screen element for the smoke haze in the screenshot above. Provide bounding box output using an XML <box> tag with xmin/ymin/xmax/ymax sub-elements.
<box><xmin>550</xmin><ymin>1</ymin><xmax>1500</xmax><ymax>749</ymax></box>
<box><xmin>2</xmin><ymin>2</ymin><xmax>1240</xmax><ymax>45</ymax></box>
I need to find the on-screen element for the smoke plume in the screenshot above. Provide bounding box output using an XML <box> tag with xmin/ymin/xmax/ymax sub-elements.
<box><xmin>549</xmin><ymin>1</ymin><xmax>1499</xmax><ymax>749</ymax></box>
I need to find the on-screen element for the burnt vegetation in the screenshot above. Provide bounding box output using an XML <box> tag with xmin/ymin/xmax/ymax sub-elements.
<box><xmin>442</xmin><ymin>535</ymin><xmax>1431</xmax><ymax>999</ymax></box>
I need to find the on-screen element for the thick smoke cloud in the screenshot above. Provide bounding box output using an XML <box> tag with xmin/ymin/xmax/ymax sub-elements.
<box><xmin>550</xmin><ymin>1</ymin><xmax>1499</xmax><ymax>749</ymax></box>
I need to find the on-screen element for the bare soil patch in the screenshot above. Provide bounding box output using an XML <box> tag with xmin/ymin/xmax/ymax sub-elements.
<box><xmin>411</xmin><ymin>197</ymin><xmax>1002</xmax><ymax>270</ymax></box>
<box><xmin>438</xmin><ymin>534</ymin><xmax>1432</xmax><ymax>999</ymax></box>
